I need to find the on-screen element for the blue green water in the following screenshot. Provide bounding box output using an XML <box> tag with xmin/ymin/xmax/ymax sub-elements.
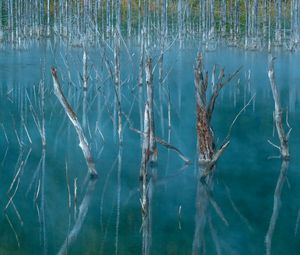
<box><xmin>0</xmin><ymin>41</ymin><xmax>300</xmax><ymax>254</ymax></box>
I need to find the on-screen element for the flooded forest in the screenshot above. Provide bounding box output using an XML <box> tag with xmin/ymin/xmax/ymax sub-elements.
<box><xmin>0</xmin><ymin>0</ymin><xmax>300</xmax><ymax>254</ymax></box>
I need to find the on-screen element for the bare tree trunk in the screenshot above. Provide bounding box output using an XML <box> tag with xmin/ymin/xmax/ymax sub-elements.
<box><xmin>268</xmin><ymin>0</ymin><xmax>272</xmax><ymax>51</ymax></box>
<box><xmin>221</xmin><ymin>0</ymin><xmax>227</xmax><ymax>37</ymax></box>
<box><xmin>194</xmin><ymin>54</ymin><xmax>214</xmax><ymax>163</ymax></box>
<box><xmin>140</xmin><ymin>102</ymin><xmax>151</xmax><ymax>255</ymax></box>
<box><xmin>138</xmin><ymin>0</ymin><xmax>141</xmax><ymax>41</ymax></box>
<box><xmin>234</xmin><ymin>0</ymin><xmax>240</xmax><ymax>43</ymax></box>
<box><xmin>253</xmin><ymin>0</ymin><xmax>258</xmax><ymax>39</ymax></box>
<box><xmin>263</xmin><ymin>0</ymin><xmax>268</xmax><ymax>41</ymax></box>
<box><xmin>127</xmin><ymin>0</ymin><xmax>132</xmax><ymax>37</ymax></box>
<box><xmin>276</xmin><ymin>0</ymin><xmax>282</xmax><ymax>43</ymax></box>
<box><xmin>106</xmin><ymin>0</ymin><xmax>111</xmax><ymax>37</ymax></box>
<box><xmin>139</xmin><ymin>57</ymin><xmax>157</xmax><ymax>255</ymax></box>
<box><xmin>51</xmin><ymin>67</ymin><xmax>98</xmax><ymax>177</ymax></box>
<box><xmin>178</xmin><ymin>0</ymin><xmax>183</xmax><ymax>48</ymax></box>
<box><xmin>209</xmin><ymin>0</ymin><xmax>215</xmax><ymax>38</ymax></box>
<box><xmin>114</xmin><ymin>0</ymin><xmax>122</xmax><ymax>144</ymax></box>
<box><xmin>138</xmin><ymin>28</ymin><xmax>145</xmax><ymax>88</ymax></box>
<box><xmin>291</xmin><ymin>0</ymin><xmax>299</xmax><ymax>45</ymax></box>
<box><xmin>194</xmin><ymin>53</ymin><xmax>240</xmax><ymax>176</ymax></box>
<box><xmin>268</xmin><ymin>57</ymin><xmax>290</xmax><ymax>159</ymax></box>
<box><xmin>245</xmin><ymin>0</ymin><xmax>250</xmax><ymax>47</ymax></box>
<box><xmin>145</xmin><ymin>57</ymin><xmax>156</xmax><ymax>162</ymax></box>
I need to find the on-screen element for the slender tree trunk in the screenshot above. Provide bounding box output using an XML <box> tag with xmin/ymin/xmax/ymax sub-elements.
<box><xmin>268</xmin><ymin>57</ymin><xmax>290</xmax><ymax>159</ymax></box>
<box><xmin>235</xmin><ymin>0</ymin><xmax>240</xmax><ymax>42</ymax></box>
<box><xmin>127</xmin><ymin>0</ymin><xmax>132</xmax><ymax>37</ymax></box>
<box><xmin>106</xmin><ymin>0</ymin><xmax>111</xmax><ymax>37</ymax></box>
<box><xmin>178</xmin><ymin>0</ymin><xmax>183</xmax><ymax>48</ymax></box>
<box><xmin>112</xmin><ymin>0</ymin><xmax>122</xmax><ymax>144</ymax></box>
<box><xmin>209</xmin><ymin>0</ymin><xmax>215</xmax><ymax>38</ymax></box>
<box><xmin>276</xmin><ymin>0</ymin><xmax>282</xmax><ymax>43</ymax></box>
<box><xmin>47</xmin><ymin>0</ymin><xmax>50</xmax><ymax>35</ymax></box>
<box><xmin>145</xmin><ymin>57</ymin><xmax>156</xmax><ymax>161</ymax></box>
<box><xmin>221</xmin><ymin>0</ymin><xmax>227</xmax><ymax>36</ymax></box>
<box><xmin>263</xmin><ymin>0</ymin><xmax>268</xmax><ymax>41</ymax></box>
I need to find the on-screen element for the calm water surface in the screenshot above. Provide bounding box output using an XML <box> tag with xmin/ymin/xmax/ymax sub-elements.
<box><xmin>0</xmin><ymin>41</ymin><xmax>300</xmax><ymax>255</ymax></box>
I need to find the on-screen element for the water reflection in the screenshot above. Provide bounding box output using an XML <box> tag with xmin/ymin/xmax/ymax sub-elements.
<box><xmin>115</xmin><ymin>146</ymin><xmax>122</xmax><ymax>254</ymax></box>
<box><xmin>265</xmin><ymin>160</ymin><xmax>289</xmax><ymax>255</ymax></box>
<box><xmin>58</xmin><ymin>176</ymin><xmax>98</xmax><ymax>255</ymax></box>
<box><xmin>192</xmin><ymin>170</ymin><xmax>230</xmax><ymax>255</ymax></box>
<box><xmin>0</xmin><ymin>40</ymin><xmax>300</xmax><ymax>255</ymax></box>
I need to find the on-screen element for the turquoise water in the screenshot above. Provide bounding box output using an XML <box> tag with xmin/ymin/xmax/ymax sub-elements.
<box><xmin>0</xmin><ymin>41</ymin><xmax>300</xmax><ymax>255</ymax></box>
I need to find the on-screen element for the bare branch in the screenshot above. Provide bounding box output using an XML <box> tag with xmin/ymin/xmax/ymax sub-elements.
<box><xmin>207</xmin><ymin>66</ymin><xmax>242</xmax><ymax>123</ymax></box>
<box><xmin>224</xmin><ymin>94</ymin><xmax>256</xmax><ymax>142</ymax></box>
<box><xmin>155</xmin><ymin>137</ymin><xmax>191</xmax><ymax>165</ymax></box>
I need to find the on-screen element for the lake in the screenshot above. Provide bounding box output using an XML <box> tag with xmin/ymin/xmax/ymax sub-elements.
<box><xmin>0</xmin><ymin>37</ymin><xmax>299</xmax><ymax>255</ymax></box>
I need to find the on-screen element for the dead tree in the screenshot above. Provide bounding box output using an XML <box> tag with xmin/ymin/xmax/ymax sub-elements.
<box><xmin>145</xmin><ymin>57</ymin><xmax>157</xmax><ymax>164</ymax></box>
<box><xmin>267</xmin><ymin>57</ymin><xmax>291</xmax><ymax>159</ymax></box>
<box><xmin>51</xmin><ymin>67</ymin><xmax>98</xmax><ymax>178</ymax></box>
<box><xmin>139</xmin><ymin>55</ymin><xmax>190</xmax><ymax>255</ymax></box>
<box><xmin>194</xmin><ymin>53</ymin><xmax>239</xmax><ymax>177</ymax></box>
<box><xmin>265</xmin><ymin>56</ymin><xmax>291</xmax><ymax>255</ymax></box>
<box><xmin>127</xmin><ymin>0</ymin><xmax>132</xmax><ymax>37</ymax></box>
<box><xmin>193</xmin><ymin>52</ymin><xmax>240</xmax><ymax>252</ymax></box>
<box><xmin>114</xmin><ymin>29</ymin><xmax>122</xmax><ymax>144</ymax></box>
<box><xmin>140</xmin><ymin>103</ymin><xmax>153</xmax><ymax>255</ymax></box>
<box><xmin>82</xmin><ymin>46</ymin><xmax>88</xmax><ymax>130</ymax></box>
<box><xmin>139</xmin><ymin>57</ymin><xmax>156</xmax><ymax>255</ymax></box>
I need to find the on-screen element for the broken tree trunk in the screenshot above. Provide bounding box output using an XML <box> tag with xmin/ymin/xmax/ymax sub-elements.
<box><xmin>51</xmin><ymin>67</ymin><xmax>98</xmax><ymax>178</ymax></box>
<box><xmin>194</xmin><ymin>53</ymin><xmax>239</xmax><ymax>177</ymax></box>
<box><xmin>194</xmin><ymin>54</ymin><xmax>214</xmax><ymax>163</ymax></box>
<box><xmin>268</xmin><ymin>57</ymin><xmax>290</xmax><ymax>159</ymax></box>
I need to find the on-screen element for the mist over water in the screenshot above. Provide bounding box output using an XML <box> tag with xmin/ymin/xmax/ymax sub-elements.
<box><xmin>0</xmin><ymin>40</ymin><xmax>299</xmax><ymax>254</ymax></box>
<box><xmin>1</xmin><ymin>1</ymin><xmax>300</xmax><ymax>254</ymax></box>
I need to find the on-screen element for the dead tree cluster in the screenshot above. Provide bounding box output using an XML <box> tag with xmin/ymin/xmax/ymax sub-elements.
<box><xmin>1</xmin><ymin>0</ymin><xmax>300</xmax><ymax>51</ymax></box>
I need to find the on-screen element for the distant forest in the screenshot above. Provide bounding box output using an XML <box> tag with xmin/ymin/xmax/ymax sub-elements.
<box><xmin>1</xmin><ymin>0</ymin><xmax>299</xmax><ymax>49</ymax></box>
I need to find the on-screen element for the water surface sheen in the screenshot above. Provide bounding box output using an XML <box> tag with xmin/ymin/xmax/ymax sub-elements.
<box><xmin>0</xmin><ymin>42</ymin><xmax>300</xmax><ymax>255</ymax></box>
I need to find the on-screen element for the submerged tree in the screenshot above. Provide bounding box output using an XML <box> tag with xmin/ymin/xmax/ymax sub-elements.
<box><xmin>51</xmin><ymin>67</ymin><xmax>98</xmax><ymax>178</ymax></box>
<box><xmin>193</xmin><ymin>52</ymin><xmax>255</xmax><ymax>253</ymax></box>
<box><xmin>267</xmin><ymin>57</ymin><xmax>291</xmax><ymax>159</ymax></box>
<box><xmin>265</xmin><ymin>56</ymin><xmax>292</xmax><ymax>255</ymax></box>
